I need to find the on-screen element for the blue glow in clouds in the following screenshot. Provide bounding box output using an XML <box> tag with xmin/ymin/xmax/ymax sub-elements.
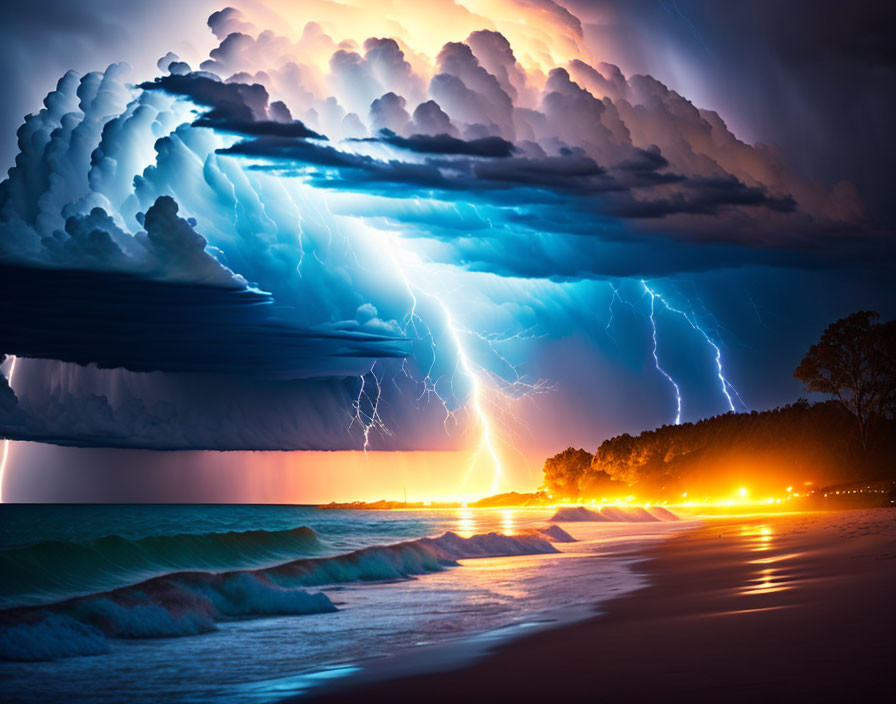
<box><xmin>0</xmin><ymin>3</ymin><xmax>892</xmax><ymax>501</ymax></box>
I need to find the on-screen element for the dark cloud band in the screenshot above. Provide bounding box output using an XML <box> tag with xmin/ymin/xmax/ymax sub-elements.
<box><xmin>0</xmin><ymin>264</ymin><xmax>408</xmax><ymax>379</ymax></box>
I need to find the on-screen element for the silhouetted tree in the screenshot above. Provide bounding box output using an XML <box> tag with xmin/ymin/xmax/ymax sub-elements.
<box><xmin>543</xmin><ymin>447</ymin><xmax>593</xmax><ymax>497</ymax></box>
<box><xmin>876</xmin><ymin>320</ymin><xmax>896</xmax><ymax>419</ymax></box>
<box><xmin>794</xmin><ymin>311</ymin><xmax>896</xmax><ymax>448</ymax></box>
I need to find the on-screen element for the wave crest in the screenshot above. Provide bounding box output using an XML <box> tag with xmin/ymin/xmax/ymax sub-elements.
<box><xmin>550</xmin><ymin>506</ymin><xmax>679</xmax><ymax>522</ymax></box>
<box><xmin>0</xmin><ymin>525</ymin><xmax>323</xmax><ymax>608</ymax></box>
<box><xmin>0</xmin><ymin>530</ymin><xmax>559</xmax><ymax>661</ymax></box>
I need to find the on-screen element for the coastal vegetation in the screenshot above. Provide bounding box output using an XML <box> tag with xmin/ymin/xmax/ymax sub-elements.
<box><xmin>543</xmin><ymin>311</ymin><xmax>896</xmax><ymax>502</ymax></box>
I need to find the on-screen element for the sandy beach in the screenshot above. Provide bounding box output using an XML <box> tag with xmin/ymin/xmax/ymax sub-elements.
<box><xmin>303</xmin><ymin>508</ymin><xmax>896</xmax><ymax>703</ymax></box>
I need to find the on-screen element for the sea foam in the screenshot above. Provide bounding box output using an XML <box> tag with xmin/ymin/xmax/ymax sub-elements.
<box><xmin>0</xmin><ymin>529</ymin><xmax>560</xmax><ymax>661</ymax></box>
<box><xmin>0</xmin><ymin>525</ymin><xmax>323</xmax><ymax>609</ymax></box>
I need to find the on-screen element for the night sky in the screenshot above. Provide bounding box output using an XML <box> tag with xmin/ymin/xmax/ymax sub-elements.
<box><xmin>1</xmin><ymin>0</ymin><xmax>894</xmax><ymax>502</ymax></box>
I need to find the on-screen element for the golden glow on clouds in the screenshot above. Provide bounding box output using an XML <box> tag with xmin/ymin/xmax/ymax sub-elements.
<box><xmin>247</xmin><ymin>0</ymin><xmax>591</xmax><ymax>77</ymax></box>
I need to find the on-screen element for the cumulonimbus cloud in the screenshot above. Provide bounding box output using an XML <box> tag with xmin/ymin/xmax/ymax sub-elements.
<box><xmin>0</xmin><ymin>3</ymin><xmax>891</xmax><ymax>454</ymax></box>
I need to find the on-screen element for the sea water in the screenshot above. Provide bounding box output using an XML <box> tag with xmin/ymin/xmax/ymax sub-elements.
<box><xmin>0</xmin><ymin>504</ymin><xmax>692</xmax><ymax>702</ymax></box>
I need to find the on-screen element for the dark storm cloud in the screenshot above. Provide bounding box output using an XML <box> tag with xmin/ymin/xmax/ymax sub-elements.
<box><xmin>388</xmin><ymin>131</ymin><xmax>515</xmax><ymax>157</ymax></box>
<box><xmin>136</xmin><ymin>6</ymin><xmax>884</xmax><ymax>257</ymax></box>
<box><xmin>605</xmin><ymin>176</ymin><xmax>797</xmax><ymax>220</ymax></box>
<box><xmin>0</xmin><ymin>0</ymin><xmax>893</xmax><ymax>464</ymax></box>
<box><xmin>566</xmin><ymin>0</ymin><xmax>896</xmax><ymax>224</ymax></box>
<box><xmin>0</xmin><ymin>263</ymin><xmax>408</xmax><ymax>379</ymax></box>
<box><xmin>156</xmin><ymin>52</ymin><xmax>809</xmax><ymax>235</ymax></box>
<box><xmin>139</xmin><ymin>72</ymin><xmax>323</xmax><ymax>139</ymax></box>
<box><xmin>222</xmin><ymin>134</ymin><xmax>797</xmax><ymax>225</ymax></box>
<box><xmin>449</xmin><ymin>226</ymin><xmax>896</xmax><ymax>281</ymax></box>
<box><xmin>0</xmin><ymin>358</ymin><xmax>17</xmax><ymax>417</ymax></box>
<box><xmin>0</xmin><ymin>361</ymin><xmax>368</xmax><ymax>451</ymax></box>
<box><xmin>0</xmin><ymin>356</ymin><xmax>461</xmax><ymax>452</ymax></box>
<box><xmin>370</xmin><ymin>130</ymin><xmax>516</xmax><ymax>158</ymax></box>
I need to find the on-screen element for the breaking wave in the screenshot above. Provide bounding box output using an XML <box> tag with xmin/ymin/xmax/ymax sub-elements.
<box><xmin>531</xmin><ymin>525</ymin><xmax>577</xmax><ymax>542</ymax></box>
<box><xmin>0</xmin><ymin>529</ymin><xmax>559</xmax><ymax>661</ymax></box>
<box><xmin>644</xmin><ymin>506</ymin><xmax>679</xmax><ymax>521</ymax></box>
<box><xmin>0</xmin><ymin>526</ymin><xmax>324</xmax><ymax>609</ymax></box>
<box><xmin>550</xmin><ymin>506</ymin><xmax>679</xmax><ymax>523</ymax></box>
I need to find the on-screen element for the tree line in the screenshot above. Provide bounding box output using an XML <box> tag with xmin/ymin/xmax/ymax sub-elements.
<box><xmin>543</xmin><ymin>311</ymin><xmax>896</xmax><ymax>500</ymax></box>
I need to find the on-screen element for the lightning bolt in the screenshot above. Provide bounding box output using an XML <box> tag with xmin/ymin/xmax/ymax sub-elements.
<box><xmin>605</xmin><ymin>281</ymin><xmax>638</xmax><ymax>343</ymax></box>
<box><xmin>642</xmin><ymin>284</ymin><xmax>683</xmax><ymax>424</ymax></box>
<box><xmin>398</xmin><ymin>278</ymin><xmax>507</xmax><ymax>494</ymax></box>
<box><xmin>454</xmin><ymin>324</ymin><xmax>546</xmax><ymax>394</ymax></box>
<box><xmin>0</xmin><ymin>355</ymin><xmax>18</xmax><ymax>503</ymax></box>
<box><xmin>641</xmin><ymin>280</ymin><xmax>746</xmax><ymax>422</ymax></box>
<box><xmin>606</xmin><ymin>283</ymin><xmax>621</xmax><ymax>337</ymax></box>
<box><xmin>677</xmin><ymin>291</ymin><xmax>748</xmax><ymax>411</ymax></box>
<box><xmin>350</xmin><ymin>362</ymin><xmax>389</xmax><ymax>452</ymax></box>
<box><xmin>355</xmin><ymin>227</ymin><xmax>550</xmax><ymax>496</ymax></box>
<box><xmin>436</xmin><ymin>300</ymin><xmax>504</xmax><ymax>494</ymax></box>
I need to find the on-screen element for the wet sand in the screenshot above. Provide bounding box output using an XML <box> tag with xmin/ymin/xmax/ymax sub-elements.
<box><xmin>302</xmin><ymin>509</ymin><xmax>896</xmax><ymax>703</ymax></box>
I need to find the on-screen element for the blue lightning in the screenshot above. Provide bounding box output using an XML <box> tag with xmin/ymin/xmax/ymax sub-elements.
<box><xmin>605</xmin><ymin>281</ymin><xmax>638</xmax><ymax>343</ymax></box>
<box><xmin>606</xmin><ymin>283</ymin><xmax>622</xmax><ymax>338</ymax></box>
<box><xmin>352</xmin><ymin>228</ymin><xmax>519</xmax><ymax>495</ymax></box>
<box><xmin>350</xmin><ymin>362</ymin><xmax>389</xmax><ymax>452</ymax></box>
<box><xmin>437</xmin><ymin>300</ymin><xmax>504</xmax><ymax>494</ymax></box>
<box><xmin>454</xmin><ymin>324</ymin><xmax>547</xmax><ymax>394</ymax></box>
<box><xmin>641</xmin><ymin>280</ymin><xmax>746</xmax><ymax>423</ymax></box>
<box><xmin>678</xmin><ymin>291</ymin><xmax>748</xmax><ymax>411</ymax></box>
<box><xmin>642</xmin><ymin>284</ymin><xmax>683</xmax><ymax>424</ymax></box>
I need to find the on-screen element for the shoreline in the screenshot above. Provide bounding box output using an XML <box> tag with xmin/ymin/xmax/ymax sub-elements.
<box><xmin>299</xmin><ymin>508</ymin><xmax>896</xmax><ymax>703</ymax></box>
<box><xmin>269</xmin><ymin>521</ymin><xmax>688</xmax><ymax>699</ymax></box>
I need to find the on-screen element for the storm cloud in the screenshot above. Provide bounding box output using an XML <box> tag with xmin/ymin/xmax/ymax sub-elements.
<box><xmin>0</xmin><ymin>1</ymin><xmax>893</xmax><ymax>462</ymax></box>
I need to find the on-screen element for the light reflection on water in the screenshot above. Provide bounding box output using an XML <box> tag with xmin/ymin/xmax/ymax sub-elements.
<box><xmin>741</xmin><ymin>566</ymin><xmax>791</xmax><ymax>596</ymax></box>
<box><xmin>738</xmin><ymin>524</ymin><xmax>794</xmax><ymax>596</ymax></box>
<box><xmin>452</xmin><ymin>508</ymin><xmax>519</xmax><ymax>537</ymax></box>
<box><xmin>501</xmin><ymin>509</ymin><xmax>516</xmax><ymax>536</ymax></box>
<box><xmin>738</xmin><ymin>524</ymin><xmax>775</xmax><ymax>551</ymax></box>
<box><xmin>454</xmin><ymin>508</ymin><xmax>476</xmax><ymax>537</ymax></box>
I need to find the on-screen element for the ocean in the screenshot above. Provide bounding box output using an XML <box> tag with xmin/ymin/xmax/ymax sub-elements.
<box><xmin>0</xmin><ymin>504</ymin><xmax>691</xmax><ymax>702</ymax></box>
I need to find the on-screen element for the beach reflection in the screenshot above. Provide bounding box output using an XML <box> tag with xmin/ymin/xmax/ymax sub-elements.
<box><xmin>501</xmin><ymin>509</ymin><xmax>516</xmax><ymax>536</ymax></box>
<box><xmin>740</xmin><ymin>524</ymin><xmax>774</xmax><ymax>552</ymax></box>
<box><xmin>741</xmin><ymin>566</ymin><xmax>791</xmax><ymax>596</ymax></box>
<box><xmin>738</xmin><ymin>524</ymin><xmax>793</xmax><ymax>596</ymax></box>
<box><xmin>455</xmin><ymin>508</ymin><xmax>476</xmax><ymax>537</ymax></box>
<box><xmin>452</xmin><ymin>508</ymin><xmax>521</xmax><ymax>537</ymax></box>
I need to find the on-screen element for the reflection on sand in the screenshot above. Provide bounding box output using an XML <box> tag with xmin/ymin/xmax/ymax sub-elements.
<box><xmin>750</xmin><ymin>552</ymin><xmax>805</xmax><ymax>564</ymax></box>
<box><xmin>738</xmin><ymin>524</ymin><xmax>795</xmax><ymax>596</ymax></box>
<box><xmin>740</xmin><ymin>524</ymin><xmax>774</xmax><ymax>551</ymax></box>
<box><xmin>741</xmin><ymin>567</ymin><xmax>792</xmax><ymax>595</ymax></box>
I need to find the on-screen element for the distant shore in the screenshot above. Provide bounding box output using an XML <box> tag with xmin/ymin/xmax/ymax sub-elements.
<box><xmin>317</xmin><ymin>479</ymin><xmax>896</xmax><ymax>512</ymax></box>
<box><xmin>317</xmin><ymin>491</ymin><xmax>549</xmax><ymax>510</ymax></box>
<box><xmin>301</xmin><ymin>508</ymin><xmax>896</xmax><ymax>703</ymax></box>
